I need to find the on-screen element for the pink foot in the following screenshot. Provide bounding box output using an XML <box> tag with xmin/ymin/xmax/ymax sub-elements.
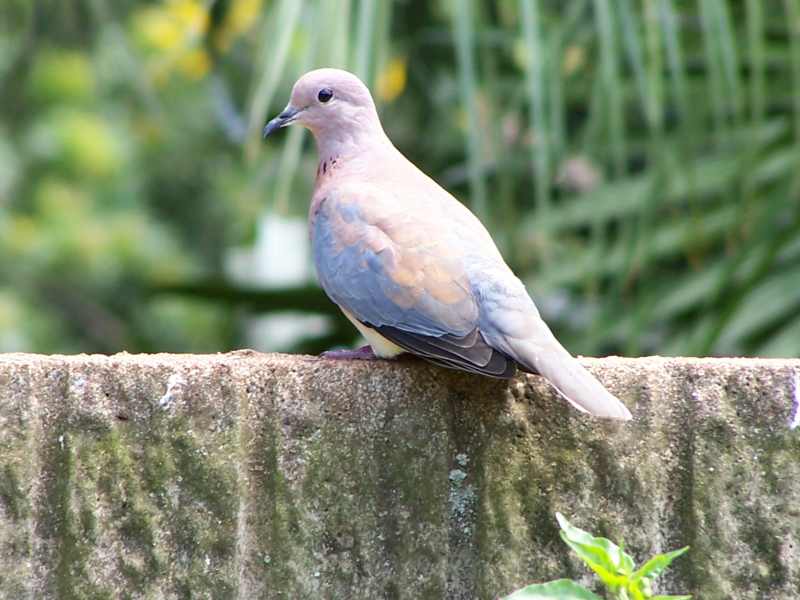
<box><xmin>320</xmin><ymin>345</ymin><xmax>378</xmax><ymax>360</ymax></box>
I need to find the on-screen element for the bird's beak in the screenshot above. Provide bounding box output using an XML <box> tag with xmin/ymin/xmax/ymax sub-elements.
<box><xmin>263</xmin><ymin>106</ymin><xmax>301</xmax><ymax>138</ymax></box>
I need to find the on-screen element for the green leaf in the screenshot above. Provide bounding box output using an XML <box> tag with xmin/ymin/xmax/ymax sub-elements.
<box><xmin>502</xmin><ymin>579</ymin><xmax>604</xmax><ymax>600</ymax></box>
<box><xmin>525</xmin><ymin>118</ymin><xmax>787</xmax><ymax>234</ymax></box>
<box><xmin>650</xmin><ymin>596</ymin><xmax>692</xmax><ymax>600</ymax></box>
<box><xmin>520</xmin><ymin>0</ymin><xmax>552</xmax><ymax>219</ymax></box>
<box><xmin>453</xmin><ymin>0</ymin><xmax>488</xmax><ymax>219</ymax></box>
<box><xmin>556</xmin><ymin>513</ymin><xmax>635</xmax><ymax>585</ymax></box>
<box><xmin>632</xmin><ymin>547</ymin><xmax>690</xmax><ymax>585</ymax></box>
<box><xmin>244</xmin><ymin>0</ymin><xmax>302</xmax><ymax>161</ymax></box>
<box><xmin>757</xmin><ymin>312</ymin><xmax>800</xmax><ymax>357</ymax></box>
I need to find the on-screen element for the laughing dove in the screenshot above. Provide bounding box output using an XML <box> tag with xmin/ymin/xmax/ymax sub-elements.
<box><xmin>264</xmin><ymin>68</ymin><xmax>631</xmax><ymax>420</ymax></box>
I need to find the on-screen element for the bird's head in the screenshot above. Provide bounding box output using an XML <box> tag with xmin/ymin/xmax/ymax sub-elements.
<box><xmin>263</xmin><ymin>68</ymin><xmax>382</xmax><ymax>141</ymax></box>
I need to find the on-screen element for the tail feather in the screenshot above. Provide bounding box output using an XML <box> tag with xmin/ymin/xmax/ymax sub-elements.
<box><xmin>511</xmin><ymin>333</ymin><xmax>632</xmax><ymax>420</ymax></box>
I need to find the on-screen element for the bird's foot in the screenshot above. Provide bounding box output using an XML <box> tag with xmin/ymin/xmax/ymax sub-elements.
<box><xmin>320</xmin><ymin>345</ymin><xmax>378</xmax><ymax>360</ymax></box>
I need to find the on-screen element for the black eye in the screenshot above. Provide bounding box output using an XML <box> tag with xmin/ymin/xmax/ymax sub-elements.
<box><xmin>317</xmin><ymin>88</ymin><xmax>333</xmax><ymax>103</ymax></box>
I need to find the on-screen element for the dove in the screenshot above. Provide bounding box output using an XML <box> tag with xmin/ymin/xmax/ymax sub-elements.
<box><xmin>263</xmin><ymin>68</ymin><xmax>631</xmax><ymax>420</ymax></box>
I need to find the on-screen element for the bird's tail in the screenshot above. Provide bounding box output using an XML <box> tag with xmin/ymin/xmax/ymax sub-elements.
<box><xmin>509</xmin><ymin>328</ymin><xmax>632</xmax><ymax>420</ymax></box>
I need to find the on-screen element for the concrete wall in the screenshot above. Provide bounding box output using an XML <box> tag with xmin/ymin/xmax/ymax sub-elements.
<box><xmin>0</xmin><ymin>352</ymin><xmax>798</xmax><ymax>599</ymax></box>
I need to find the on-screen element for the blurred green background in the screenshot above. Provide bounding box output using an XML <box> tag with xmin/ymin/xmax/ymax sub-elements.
<box><xmin>1</xmin><ymin>0</ymin><xmax>799</xmax><ymax>358</ymax></box>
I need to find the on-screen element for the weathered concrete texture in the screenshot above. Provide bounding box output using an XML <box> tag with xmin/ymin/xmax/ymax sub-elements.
<box><xmin>0</xmin><ymin>353</ymin><xmax>798</xmax><ymax>599</ymax></box>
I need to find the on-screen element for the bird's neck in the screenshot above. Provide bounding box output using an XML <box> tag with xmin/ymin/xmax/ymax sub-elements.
<box><xmin>313</xmin><ymin>128</ymin><xmax>392</xmax><ymax>182</ymax></box>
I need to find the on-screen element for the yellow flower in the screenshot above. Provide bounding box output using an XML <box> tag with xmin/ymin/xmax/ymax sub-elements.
<box><xmin>178</xmin><ymin>48</ymin><xmax>211</xmax><ymax>79</ymax></box>
<box><xmin>376</xmin><ymin>57</ymin><xmax>407</xmax><ymax>103</ymax></box>
<box><xmin>215</xmin><ymin>0</ymin><xmax>263</xmax><ymax>51</ymax></box>
<box><xmin>170</xmin><ymin>0</ymin><xmax>208</xmax><ymax>37</ymax></box>
<box><xmin>132</xmin><ymin>0</ymin><xmax>211</xmax><ymax>82</ymax></box>
<box><xmin>135</xmin><ymin>6</ymin><xmax>184</xmax><ymax>51</ymax></box>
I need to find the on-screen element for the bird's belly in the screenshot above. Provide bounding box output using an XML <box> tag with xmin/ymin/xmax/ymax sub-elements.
<box><xmin>340</xmin><ymin>308</ymin><xmax>405</xmax><ymax>358</ymax></box>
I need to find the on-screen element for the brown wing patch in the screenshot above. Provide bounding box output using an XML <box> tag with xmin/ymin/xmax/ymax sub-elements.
<box><xmin>365</xmin><ymin>199</ymin><xmax>475</xmax><ymax>311</ymax></box>
<box><xmin>317</xmin><ymin>186</ymin><xmax>480</xmax><ymax>337</ymax></box>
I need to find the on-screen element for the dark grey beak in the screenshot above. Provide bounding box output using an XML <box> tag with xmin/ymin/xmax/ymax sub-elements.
<box><xmin>263</xmin><ymin>106</ymin><xmax>301</xmax><ymax>138</ymax></box>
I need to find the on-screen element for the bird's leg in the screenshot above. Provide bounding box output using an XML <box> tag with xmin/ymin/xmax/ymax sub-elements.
<box><xmin>320</xmin><ymin>345</ymin><xmax>379</xmax><ymax>360</ymax></box>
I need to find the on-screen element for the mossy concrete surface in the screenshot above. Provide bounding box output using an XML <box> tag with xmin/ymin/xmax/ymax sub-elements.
<box><xmin>0</xmin><ymin>353</ymin><xmax>798</xmax><ymax>599</ymax></box>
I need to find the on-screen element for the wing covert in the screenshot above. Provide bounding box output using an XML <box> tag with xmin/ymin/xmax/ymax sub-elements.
<box><xmin>311</xmin><ymin>186</ymin><xmax>478</xmax><ymax>337</ymax></box>
<box><xmin>311</xmin><ymin>185</ymin><xmax>518</xmax><ymax>378</ymax></box>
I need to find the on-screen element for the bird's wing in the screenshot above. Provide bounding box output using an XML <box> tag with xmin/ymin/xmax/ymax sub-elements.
<box><xmin>311</xmin><ymin>184</ymin><xmax>516</xmax><ymax>378</ymax></box>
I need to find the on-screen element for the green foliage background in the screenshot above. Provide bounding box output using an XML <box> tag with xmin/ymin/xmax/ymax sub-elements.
<box><xmin>1</xmin><ymin>0</ymin><xmax>799</xmax><ymax>358</ymax></box>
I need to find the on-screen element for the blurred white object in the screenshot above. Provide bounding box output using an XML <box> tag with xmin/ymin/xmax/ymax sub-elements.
<box><xmin>226</xmin><ymin>213</ymin><xmax>311</xmax><ymax>287</ymax></box>
<box><xmin>226</xmin><ymin>214</ymin><xmax>331</xmax><ymax>351</ymax></box>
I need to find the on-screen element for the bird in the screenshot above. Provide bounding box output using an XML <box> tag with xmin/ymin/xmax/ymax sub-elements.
<box><xmin>263</xmin><ymin>68</ymin><xmax>631</xmax><ymax>420</ymax></box>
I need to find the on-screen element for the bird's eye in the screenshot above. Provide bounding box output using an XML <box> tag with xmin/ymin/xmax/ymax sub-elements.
<box><xmin>317</xmin><ymin>88</ymin><xmax>334</xmax><ymax>103</ymax></box>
